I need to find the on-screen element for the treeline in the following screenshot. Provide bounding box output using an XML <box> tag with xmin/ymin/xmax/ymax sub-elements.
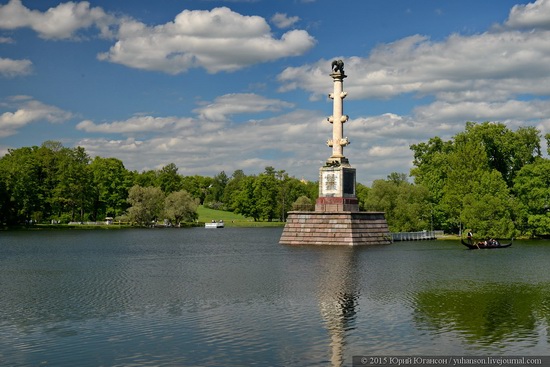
<box><xmin>3</xmin><ymin>121</ymin><xmax>550</xmax><ymax>237</ymax></box>
<box><xmin>0</xmin><ymin>141</ymin><xmax>317</xmax><ymax>226</ymax></box>
<box><xmin>357</xmin><ymin>121</ymin><xmax>550</xmax><ymax>238</ymax></box>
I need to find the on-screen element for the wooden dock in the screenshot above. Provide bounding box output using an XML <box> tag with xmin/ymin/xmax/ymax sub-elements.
<box><xmin>391</xmin><ymin>230</ymin><xmax>442</xmax><ymax>241</ymax></box>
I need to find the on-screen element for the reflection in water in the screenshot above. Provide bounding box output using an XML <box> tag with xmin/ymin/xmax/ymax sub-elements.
<box><xmin>317</xmin><ymin>248</ymin><xmax>359</xmax><ymax>367</ymax></box>
<box><xmin>413</xmin><ymin>283</ymin><xmax>550</xmax><ymax>348</ymax></box>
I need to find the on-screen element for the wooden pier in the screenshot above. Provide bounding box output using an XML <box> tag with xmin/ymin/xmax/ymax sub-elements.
<box><xmin>391</xmin><ymin>230</ymin><xmax>442</xmax><ymax>241</ymax></box>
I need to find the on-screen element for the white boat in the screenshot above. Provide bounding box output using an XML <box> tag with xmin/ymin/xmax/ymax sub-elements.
<box><xmin>205</xmin><ymin>220</ymin><xmax>224</xmax><ymax>228</ymax></box>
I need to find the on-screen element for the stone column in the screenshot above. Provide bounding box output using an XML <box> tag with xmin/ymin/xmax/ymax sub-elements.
<box><xmin>327</xmin><ymin>64</ymin><xmax>349</xmax><ymax>164</ymax></box>
<box><xmin>316</xmin><ymin>60</ymin><xmax>358</xmax><ymax>212</ymax></box>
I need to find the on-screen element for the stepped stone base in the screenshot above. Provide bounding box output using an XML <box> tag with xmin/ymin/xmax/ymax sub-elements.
<box><xmin>279</xmin><ymin>211</ymin><xmax>391</xmax><ymax>246</ymax></box>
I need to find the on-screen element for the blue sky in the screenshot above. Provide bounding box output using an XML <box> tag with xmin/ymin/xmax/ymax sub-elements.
<box><xmin>1</xmin><ymin>0</ymin><xmax>549</xmax><ymax>184</ymax></box>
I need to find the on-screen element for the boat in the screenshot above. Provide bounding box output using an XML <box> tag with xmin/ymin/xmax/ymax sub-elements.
<box><xmin>461</xmin><ymin>238</ymin><xmax>512</xmax><ymax>249</ymax></box>
<box><xmin>205</xmin><ymin>220</ymin><xmax>224</xmax><ymax>228</ymax></box>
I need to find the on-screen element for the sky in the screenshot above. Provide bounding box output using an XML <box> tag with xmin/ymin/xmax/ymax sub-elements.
<box><xmin>1</xmin><ymin>0</ymin><xmax>550</xmax><ymax>185</ymax></box>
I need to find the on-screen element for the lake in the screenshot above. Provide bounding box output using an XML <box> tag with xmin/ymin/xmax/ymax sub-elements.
<box><xmin>1</xmin><ymin>228</ymin><xmax>549</xmax><ymax>366</ymax></box>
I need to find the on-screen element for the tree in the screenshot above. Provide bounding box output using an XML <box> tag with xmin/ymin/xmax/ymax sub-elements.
<box><xmin>164</xmin><ymin>190</ymin><xmax>199</xmax><ymax>225</ymax></box>
<box><xmin>127</xmin><ymin>185</ymin><xmax>165</xmax><ymax>226</ymax></box>
<box><xmin>0</xmin><ymin>146</ymin><xmax>45</xmax><ymax>223</ymax></box>
<box><xmin>440</xmin><ymin>138</ymin><xmax>489</xmax><ymax>231</ymax></box>
<box><xmin>279</xmin><ymin>176</ymin><xmax>311</xmax><ymax>219</ymax></box>
<box><xmin>223</xmin><ymin>170</ymin><xmax>246</xmax><ymax>210</ymax></box>
<box><xmin>356</xmin><ymin>182</ymin><xmax>370</xmax><ymax>211</ymax></box>
<box><xmin>410</xmin><ymin>122</ymin><xmax>540</xmax><ymax>235</ymax></box>
<box><xmin>253</xmin><ymin>168</ymin><xmax>279</xmax><ymax>221</ymax></box>
<box><xmin>461</xmin><ymin>170</ymin><xmax>516</xmax><ymax>238</ymax></box>
<box><xmin>134</xmin><ymin>169</ymin><xmax>158</xmax><ymax>188</ymax></box>
<box><xmin>181</xmin><ymin>175</ymin><xmax>213</xmax><ymax>204</ymax></box>
<box><xmin>89</xmin><ymin>157</ymin><xmax>132</xmax><ymax>220</ymax></box>
<box><xmin>292</xmin><ymin>195</ymin><xmax>313</xmax><ymax>211</ymax></box>
<box><xmin>204</xmin><ymin>171</ymin><xmax>229</xmax><ymax>208</ymax></box>
<box><xmin>459</xmin><ymin>122</ymin><xmax>540</xmax><ymax>187</ymax></box>
<box><xmin>364</xmin><ymin>176</ymin><xmax>430</xmax><ymax>232</ymax></box>
<box><xmin>513</xmin><ymin>157</ymin><xmax>550</xmax><ymax>236</ymax></box>
<box><xmin>231</xmin><ymin>175</ymin><xmax>259</xmax><ymax>221</ymax></box>
<box><xmin>157</xmin><ymin>163</ymin><xmax>183</xmax><ymax>194</ymax></box>
<box><xmin>54</xmin><ymin>146</ymin><xmax>93</xmax><ymax>222</ymax></box>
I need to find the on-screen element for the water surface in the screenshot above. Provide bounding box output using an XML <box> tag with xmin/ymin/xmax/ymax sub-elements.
<box><xmin>1</xmin><ymin>228</ymin><xmax>549</xmax><ymax>366</ymax></box>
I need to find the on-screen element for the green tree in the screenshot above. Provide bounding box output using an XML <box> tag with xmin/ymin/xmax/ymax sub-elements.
<box><xmin>356</xmin><ymin>182</ymin><xmax>370</xmax><ymax>211</ymax></box>
<box><xmin>127</xmin><ymin>185</ymin><xmax>165</xmax><ymax>225</ymax></box>
<box><xmin>279</xmin><ymin>176</ymin><xmax>310</xmax><ymax>219</ymax></box>
<box><xmin>460</xmin><ymin>122</ymin><xmax>540</xmax><ymax>187</ymax></box>
<box><xmin>231</xmin><ymin>175</ymin><xmax>259</xmax><ymax>221</ymax></box>
<box><xmin>223</xmin><ymin>170</ymin><xmax>246</xmax><ymax>210</ymax></box>
<box><xmin>156</xmin><ymin>163</ymin><xmax>183</xmax><ymax>194</ymax></box>
<box><xmin>54</xmin><ymin>146</ymin><xmax>93</xmax><ymax>222</ymax></box>
<box><xmin>410</xmin><ymin>137</ymin><xmax>454</xmax><ymax>230</ymax></box>
<box><xmin>134</xmin><ymin>169</ymin><xmax>158</xmax><ymax>188</ymax></box>
<box><xmin>36</xmin><ymin>141</ymin><xmax>65</xmax><ymax>221</ymax></box>
<box><xmin>461</xmin><ymin>170</ymin><xmax>516</xmax><ymax>238</ymax></box>
<box><xmin>0</xmin><ymin>146</ymin><xmax>45</xmax><ymax>223</ymax></box>
<box><xmin>164</xmin><ymin>190</ymin><xmax>199</xmax><ymax>225</ymax></box>
<box><xmin>292</xmin><ymin>195</ymin><xmax>313</xmax><ymax>211</ymax></box>
<box><xmin>254</xmin><ymin>168</ymin><xmax>279</xmax><ymax>221</ymax></box>
<box><xmin>204</xmin><ymin>171</ymin><xmax>229</xmax><ymax>208</ymax></box>
<box><xmin>440</xmin><ymin>138</ymin><xmax>489</xmax><ymax>231</ymax></box>
<box><xmin>364</xmin><ymin>174</ymin><xmax>430</xmax><ymax>232</ymax></box>
<box><xmin>89</xmin><ymin>157</ymin><xmax>132</xmax><ymax>220</ymax></box>
<box><xmin>181</xmin><ymin>175</ymin><xmax>213</xmax><ymax>204</ymax></box>
<box><xmin>513</xmin><ymin>157</ymin><xmax>550</xmax><ymax>236</ymax></box>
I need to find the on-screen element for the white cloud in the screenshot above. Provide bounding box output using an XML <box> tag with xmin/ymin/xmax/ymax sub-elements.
<box><xmin>0</xmin><ymin>2</ymin><xmax>315</xmax><ymax>73</ymax></box>
<box><xmin>193</xmin><ymin>93</ymin><xmax>294</xmax><ymax>121</ymax></box>
<box><xmin>98</xmin><ymin>7</ymin><xmax>316</xmax><ymax>74</ymax></box>
<box><xmin>279</xmin><ymin>27</ymin><xmax>550</xmax><ymax>102</ymax></box>
<box><xmin>0</xmin><ymin>97</ymin><xmax>73</xmax><ymax>137</ymax></box>
<box><xmin>76</xmin><ymin>116</ymin><xmax>194</xmax><ymax>134</ymax></box>
<box><xmin>75</xmin><ymin>108</ymin><xmax>326</xmax><ymax>178</ymax></box>
<box><xmin>0</xmin><ymin>0</ymin><xmax>117</xmax><ymax>39</ymax></box>
<box><xmin>0</xmin><ymin>57</ymin><xmax>32</xmax><ymax>77</ymax></box>
<box><xmin>0</xmin><ymin>36</ymin><xmax>14</xmax><ymax>43</ymax></box>
<box><xmin>504</xmin><ymin>0</ymin><xmax>550</xmax><ymax>30</ymax></box>
<box><xmin>413</xmin><ymin>99</ymin><xmax>550</xmax><ymax>124</ymax></box>
<box><xmin>271</xmin><ymin>13</ymin><xmax>300</xmax><ymax>29</ymax></box>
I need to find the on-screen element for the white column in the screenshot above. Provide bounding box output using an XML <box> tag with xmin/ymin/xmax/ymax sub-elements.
<box><xmin>327</xmin><ymin>72</ymin><xmax>349</xmax><ymax>160</ymax></box>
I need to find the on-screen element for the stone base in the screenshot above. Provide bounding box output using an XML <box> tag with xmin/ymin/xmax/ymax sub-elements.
<box><xmin>316</xmin><ymin>197</ymin><xmax>359</xmax><ymax>212</ymax></box>
<box><xmin>279</xmin><ymin>211</ymin><xmax>391</xmax><ymax>246</ymax></box>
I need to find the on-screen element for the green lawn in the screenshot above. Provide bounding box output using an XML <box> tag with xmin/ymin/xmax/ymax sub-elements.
<box><xmin>197</xmin><ymin>206</ymin><xmax>284</xmax><ymax>227</ymax></box>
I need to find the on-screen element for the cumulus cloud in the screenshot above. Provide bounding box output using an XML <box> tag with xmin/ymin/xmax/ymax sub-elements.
<box><xmin>0</xmin><ymin>96</ymin><xmax>73</xmax><ymax>137</ymax></box>
<box><xmin>98</xmin><ymin>7</ymin><xmax>316</xmax><ymax>73</ymax></box>
<box><xmin>279</xmin><ymin>27</ymin><xmax>550</xmax><ymax>102</ymax></box>
<box><xmin>0</xmin><ymin>2</ymin><xmax>315</xmax><ymax>73</ymax></box>
<box><xmin>278</xmin><ymin>0</ymin><xmax>550</xmax><ymax>106</ymax></box>
<box><xmin>0</xmin><ymin>57</ymin><xmax>32</xmax><ymax>77</ymax></box>
<box><xmin>75</xmin><ymin>108</ymin><xmax>325</xmax><ymax>177</ymax></box>
<box><xmin>194</xmin><ymin>93</ymin><xmax>294</xmax><ymax>121</ymax></box>
<box><xmin>76</xmin><ymin>115</ymin><xmax>194</xmax><ymax>134</ymax></box>
<box><xmin>271</xmin><ymin>13</ymin><xmax>300</xmax><ymax>29</ymax></box>
<box><xmin>504</xmin><ymin>0</ymin><xmax>550</xmax><ymax>30</ymax></box>
<box><xmin>0</xmin><ymin>36</ymin><xmax>14</xmax><ymax>43</ymax></box>
<box><xmin>0</xmin><ymin>0</ymin><xmax>117</xmax><ymax>39</ymax></box>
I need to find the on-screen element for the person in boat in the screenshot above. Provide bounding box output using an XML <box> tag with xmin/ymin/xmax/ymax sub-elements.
<box><xmin>467</xmin><ymin>230</ymin><xmax>473</xmax><ymax>244</ymax></box>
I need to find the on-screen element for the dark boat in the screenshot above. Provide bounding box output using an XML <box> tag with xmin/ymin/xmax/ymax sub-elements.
<box><xmin>461</xmin><ymin>238</ymin><xmax>512</xmax><ymax>249</ymax></box>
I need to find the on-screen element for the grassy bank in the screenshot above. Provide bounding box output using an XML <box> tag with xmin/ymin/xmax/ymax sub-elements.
<box><xmin>197</xmin><ymin>206</ymin><xmax>284</xmax><ymax>227</ymax></box>
<box><xmin>1</xmin><ymin>207</ymin><xmax>285</xmax><ymax>230</ymax></box>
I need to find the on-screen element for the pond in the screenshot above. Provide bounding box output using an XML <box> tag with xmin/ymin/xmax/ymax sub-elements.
<box><xmin>1</xmin><ymin>228</ymin><xmax>549</xmax><ymax>366</ymax></box>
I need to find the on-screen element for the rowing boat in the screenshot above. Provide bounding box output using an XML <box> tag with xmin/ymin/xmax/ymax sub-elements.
<box><xmin>461</xmin><ymin>239</ymin><xmax>512</xmax><ymax>249</ymax></box>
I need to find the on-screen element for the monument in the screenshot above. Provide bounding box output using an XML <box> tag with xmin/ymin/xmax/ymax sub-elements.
<box><xmin>279</xmin><ymin>60</ymin><xmax>391</xmax><ymax>246</ymax></box>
